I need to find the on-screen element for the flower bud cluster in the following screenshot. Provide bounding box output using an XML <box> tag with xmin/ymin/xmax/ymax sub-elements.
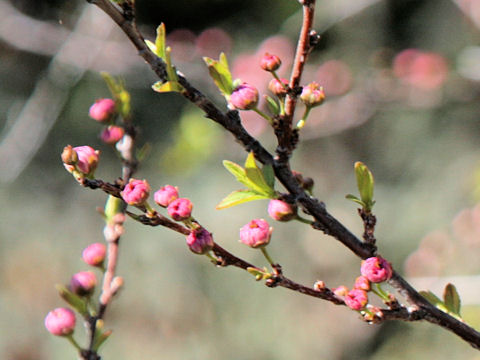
<box><xmin>331</xmin><ymin>256</ymin><xmax>393</xmax><ymax>312</ymax></box>
<box><xmin>89</xmin><ymin>98</ymin><xmax>125</xmax><ymax>146</ymax></box>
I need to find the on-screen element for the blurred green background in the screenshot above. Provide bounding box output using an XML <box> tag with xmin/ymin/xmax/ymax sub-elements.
<box><xmin>2</xmin><ymin>0</ymin><xmax>480</xmax><ymax>358</ymax></box>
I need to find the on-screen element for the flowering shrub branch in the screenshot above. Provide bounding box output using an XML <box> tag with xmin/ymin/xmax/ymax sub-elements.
<box><xmin>44</xmin><ymin>0</ymin><xmax>480</xmax><ymax>357</ymax></box>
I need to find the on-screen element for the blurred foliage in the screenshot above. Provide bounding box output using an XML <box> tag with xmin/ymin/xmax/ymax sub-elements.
<box><xmin>3</xmin><ymin>0</ymin><xmax>480</xmax><ymax>359</ymax></box>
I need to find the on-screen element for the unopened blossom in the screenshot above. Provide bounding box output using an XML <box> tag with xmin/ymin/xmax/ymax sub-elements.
<box><xmin>260</xmin><ymin>53</ymin><xmax>282</xmax><ymax>72</ymax></box>
<box><xmin>62</xmin><ymin>145</ymin><xmax>100</xmax><ymax>176</ymax></box>
<box><xmin>268</xmin><ymin>78</ymin><xmax>289</xmax><ymax>97</ymax></box>
<box><xmin>267</xmin><ymin>199</ymin><xmax>297</xmax><ymax>222</ymax></box>
<box><xmin>239</xmin><ymin>219</ymin><xmax>272</xmax><ymax>248</ymax></box>
<box><xmin>89</xmin><ymin>98</ymin><xmax>116</xmax><ymax>122</ymax></box>
<box><xmin>167</xmin><ymin>198</ymin><xmax>193</xmax><ymax>221</ymax></box>
<box><xmin>186</xmin><ymin>227</ymin><xmax>214</xmax><ymax>254</ymax></box>
<box><xmin>82</xmin><ymin>243</ymin><xmax>106</xmax><ymax>267</ymax></box>
<box><xmin>44</xmin><ymin>308</ymin><xmax>76</xmax><ymax>336</ymax></box>
<box><xmin>360</xmin><ymin>257</ymin><xmax>393</xmax><ymax>283</ymax></box>
<box><xmin>354</xmin><ymin>275</ymin><xmax>371</xmax><ymax>291</ymax></box>
<box><xmin>100</xmin><ymin>125</ymin><xmax>124</xmax><ymax>145</ymax></box>
<box><xmin>70</xmin><ymin>271</ymin><xmax>97</xmax><ymax>296</ymax></box>
<box><xmin>300</xmin><ymin>82</ymin><xmax>325</xmax><ymax>107</ymax></box>
<box><xmin>229</xmin><ymin>83</ymin><xmax>259</xmax><ymax>110</ymax></box>
<box><xmin>154</xmin><ymin>185</ymin><xmax>179</xmax><ymax>207</ymax></box>
<box><xmin>344</xmin><ymin>289</ymin><xmax>368</xmax><ymax>311</ymax></box>
<box><xmin>121</xmin><ymin>179</ymin><xmax>150</xmax><ymax>206</ymax></box>
<box><xmin>333</xmin><ymin>285</ymin><xmax>348</xmax><ymax>297</ymax></box>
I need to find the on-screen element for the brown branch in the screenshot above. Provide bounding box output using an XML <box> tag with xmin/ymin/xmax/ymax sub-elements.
<box><xmin>84</xmin><ymin>0</ymin><xmax>480</xmax><ymax>350</ymax></box>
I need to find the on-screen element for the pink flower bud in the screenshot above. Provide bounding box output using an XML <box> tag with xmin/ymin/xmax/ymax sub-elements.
<box><xmin>45</xmin><ymin>307</ymin><xmax>76</xmax><ymax>336</ymax></box>
<box><xmin>154</xmin><ymin>185</ymin><xmax>179</xmax><ymax>207</ymax></box>
<box><xmin>70</xmin><ymin>271</ymin><xmax>97</xmax><ymax>296</ymax></box>
<box><xmin>100</xmin><ymin>125</ymin><xmax>125</xmax><ymax>145</ymax></box>
<box><xmin>344</xmin><ymin>289</ymin><xmax>368</xmax><ymax>311</ymax></box>
<box><xmin>360</xmin><ymin>257</ymin><xmax>393</xmax><ymax>283</ymax></box>
<box><xmin>267</xmin><ymin>199</ymin><xmax>297</xmax><ymax>222</ymax></box>
<box><xmin>268</xmin><ymin>78</ymin><xmax>289</xmax><ymax>97</ymax></box>
<box><xmin>69</xmin><ymin>145</ymin><xmax>100</xmax><ymax>176</ymax></box>
<box><xmin>89</xmin><ymin>98</ymin><xmax>116</xmax><ymax>122</ymax></box>
<box><xmin>167</xmin><ymin>198</ymin><xmax>193</xmax><ymax>221</ymax></box>
<box><xmin>354</xmin><ymin>275</ymin><xmax>371</xmax><ymax>291</ymax></box>
<box><xmin>186</xmin><ymin>227</ymin><xmax>214</xmax><ymax>254</ymax></box>
<box><xmin>260</xmin><ymin>53</ymin><xmax>282</xmax><ymax>72</ymax></box>
<box><xmin>333</xmin><ymin>285</ymin><xmax>348</xmax><ymax>297</ymax></box>
<box><xmin>121</xmin><ymin>179</ymin><xmax>150</xmax><ymax>206</ymax></box>
<box><xmin>313</xmin><ymin>280</ymin><xmax>326</xmax><ymax>291</ymax></box>
<box><xmin>82</xmin><ymin>243</ymin><xmax>106</xmax><ymax>267</ymax></box>
<box><xmin>229</xmin><ymin>83</ymin><xmax>259</xmax><ymax>110</ymax></box>
<box><xmin>300</xmin><ymin>82</ymin><xmax>325</xmax><ymax>107</ymax></box>
<box><xmin>239</xmin><ymin>219</ymin><xmax>272</xmax><ymax>248</ymax></box>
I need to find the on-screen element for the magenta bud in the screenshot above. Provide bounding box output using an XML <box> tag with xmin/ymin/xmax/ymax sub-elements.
<box><xmin>154</xmin><ymin>185</ymin><xmax>179</xmax><ymax>207</ymax></box>
<box><xmin>167</xmin><ymin>198</ymin><xmax>193</xmax><ymax>221</ymax></box>
<box><xmin>70</xmin><ymin>271</ymin><xmax>97</xmax><ymax>296</ymax></box>
<box><xmin>121</xmin><ymin>179</ymin><xmax>151</xmax><ymax>206</ymax></box>
<box><xmin>300</xmin><ymin>82</ymin><xmax>325</xmax><ymax>107</ymax></box>
<box><xmin>354</xmin><ymin>275</ymin><xmax>371</xmax><ymax>291</ymax></box>
<box><xmin>186</xmin><ymin>227</ymin><xmax>214</xmax><ymax>254</ymax></box>
<box><xmin>100</xmin><ymin>125</ymin><xmax>125</xmax><ymax>145</ymax></box>
<box><xmin>89</xmin><ymin>98</ymin><xmax>116</xmax><ymax>122</ymax></box>
<box><xmin>360</xmin><ymin>257</ymin><xmax>393</xmax><ymax>283</ymax></box>
<box><xmin>267</xmin><ymin>199</ymin><xmax>297</xmax><ymax>222</ymax></box>
<box><xmin>239</xmin><ymin>219</ymin><xmax>272</xmax><ymax>248</ymax></box>
<box><xmin>229</xmin><ymin>83</ymin><xmax>259</xmax><ymax>110</ymax></box>
<box><xmin>45</xmin><ymin>307</ymin><xmax>76</xmax><ymax>336</ymax></box>
<box><xmin>82</xmin><ymin>242</ymin><xmax>106</xmax><ymax>267</ymax></box>
<box><xmin>268</xmin><ymin>78</ymin><xmax>289</xmax><ymax>97</ymax></box>
<box><xmin>344</xmin><ymin>289</ymin><xmax>368</xmax><ymax>311</ymax></box>
<box><xmin>63</xmin><ymin>145</ymin><xmax>100</xmax><ymax>176</ymax></box>
<box><xmin>260</xmin><ymin>53</ymin><xmax>282</xmax><ymax>72</ymax></box>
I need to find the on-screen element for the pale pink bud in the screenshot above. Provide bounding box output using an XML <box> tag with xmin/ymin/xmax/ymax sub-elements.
<box><xmin>82</xmin><ymin>243</ymin><xmax>106</xmax><ymax>267</ymax></box>
<box><xmin>70</xmin><ymin>271</ymin><xmax>97</xmax><ymax>296</ymax></box>
<box><xmin>167</xmin><ymin>198</ymin><xmax>193</xmax><ymax>221</ymax></box>
<box><xmin>73</xmin><ymin>146</ymin><xmax>100</xmax><ymax>175</ymax></box>
<box><xmin>100</xmin><ymin>125</ymin><xmax>124</xmax><ymax>145</ymax></box>
<box><xmin>267</xmin><ymin>199</ymin><xmax>297</xmax><ymax>222</ymax></box>
<box><xmin>300</xmin><ymin>82</ymin><xmax>325</xmax><ymax>107</ymax></box>
<box><xmin>354</xmin><ymin>275</ymin><xmax>371</xmax><ymax>291</ymax></box>
<box><xmin>333</xmin><ymin>285</ymin><xmax>349</xmax><ymax>297</ymax></box>
<box><xmin>186</xmin><ymin>227</ymin><xmax>214</xmax><ymax>254</ymax></box>
<box><xmin>154</xmin><ymin>185</ymin><xmax>179</xmax><ymax>207</ymax></box>
<box><xmin>239</xmin><ymin>219</ymin><xmax>272</xmax><ymax>248</ymax></box>
<box><xmin>360</xmin><ymin>257</ymin><xmax>393</xmax><ymax>283</ymax></box>
<box><xmin>313</xmin><ymin>280</ymin><xmax>326</xmax><ymax>291</ymax></box>
<box><xmin>344</xmin><ymin>289</ymin><xmax>368</xmax><ymax>311</ymax></box>
<box><xmin>121</xmin><ymin>179</ymin><xmax>150</xmax><ymax>206</ymax></box>
<box><xmin>260</xmin><ymin>53</ymin><xmax>282</xmax><ymax>72</ymax></box>
<box><xmin>229</xmin><ymin>83</ymin><xmax>259</xmax><ymax>110</ymax></box>
<box><xmin>268</xmin><ymin>78</ymin><xmax>289</xmax><ymax>97</ymax></box>
<box><xmin>44</xmin><ymin>307</ymin><xmax>76</xmax><ymax>336</ymax></box>
<box><xmin>89</xmin><ymin>98</ymin><xmax>116</xmax><ymax>122</ymax></box>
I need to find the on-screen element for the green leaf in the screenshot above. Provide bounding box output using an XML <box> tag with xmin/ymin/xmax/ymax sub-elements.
<box><xmin>155</xmin><ymin>23</ymin><xmax>166</xmax><ymax>60</ymax></box>
<box><xmin>345</xmin><ymin>194</ymin><xmax>366</xmax><ymax>207</ymax></box>
<box><xmin>419</xmin><ymin>290</ymin><xmax>448</xmax><ymax>312</ymax></box>
<box><xmin>264</xmin><ymin>95</ymin><xmax>280</xmax><ymax>116</ymax></box>
<box><xmin>246</xmin><ymin>267</ymin><xmax>272</xmax><ymax>281</ymax></box>
<box><xmin>262</xmin><ymin>164</ymin><xmax>275</xmax><ymax>189</ymax></box>
<box><xmin>444</xmin><ymin>283</ymin><xmax>461</xmax><ymax>316</ymax></box>
<box><xmin>55</xmin><ymin>284</ymin><xmax>88</xmax><ymax>316</ymax></box>
<box><xmin>223</xmin><ymin>159</ymin><xmax>248</xmax><ymax>184</ymax></box>
<box><xmin>93</xmin><ymin>327</ymin><xmax>112</xmax><ymax>351</ymax></box>
<box><xmin>216</xmin><ymin>189</ymin><xmax>269</xmax><ymax>210</ymax></box>
<box><xmin>152</xmin><ymin>80</ymin><xmax>183</xmax><ymax>93</ymax></box>
<box><xmin>203</xmin><ymin>53</ymin><xmax>234</xmax><ymax>96</ymax></box>
<box><xmin>354</xmin><ymin>161</ymin><xmax>375</xmax><ymax>211</ymax></box>
<box><xmin>100</xmin><ymin>72</ymin><xmax>131</xmax><ymax>118</ymax></box>
<box><xmin>244</xmin><ymin>152</ymin><xmax>275</xmax><ymax>197</ymax></box>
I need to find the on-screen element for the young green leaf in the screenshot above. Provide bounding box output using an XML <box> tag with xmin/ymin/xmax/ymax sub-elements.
<box><xmin>443</xmin><ymin>283</ymin><xmax>461</xmax><ymax>316</ymax></box>
<box><xmin>419</xmin><ymin>290</ymin><xmax>448</xmax><ymax>313</ymax></box>
<box><xmin>345</xmin><ymin>194</ymin><xmax>366</xmax><ymax>208</ymax></box>
<box><xmin>262</xmin><ymin>163</ymin><xmax>275</xmax><ymax>189</ymax></box>
<box><xmin>354</xmin><ymin>161</ymin><xmax>375</xmax><ymax>212</ymax></box>
<box><xmin>155</xmin><ymin>23</ymin><xmax>167</xmax><ymax>60</ymax></box>
<box><xmin>244</xmin><ymin>152</ymin><xmax>275</xmax><ymax>197</ymax></box>
<box><xmin>203</xmin><ymin>53</ymin><xmax>234</xmax><ymax>96</ymax></box>
<box><xmin>216</xmin><ymin>189</ymin><xmax>269</xmax><ymax>210</ymax></box>
<box><xmin>55</xmin><ymin>284</ymin><xmax>88</xmax><ymax>316</ymax></box>
<box><xmin>101</xmin><ymin>72</ymin><xmax>131</xmax><ymax>118</ymax></box>
<box><xmin>264</xmin><ymin>95</ymin><xmax>280</xmax><ymax>116</ymax></box>
<box><xmin>152</xmin><ymin>80</ymin><xmax>183</xmax><ymax>93</ymax></box>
